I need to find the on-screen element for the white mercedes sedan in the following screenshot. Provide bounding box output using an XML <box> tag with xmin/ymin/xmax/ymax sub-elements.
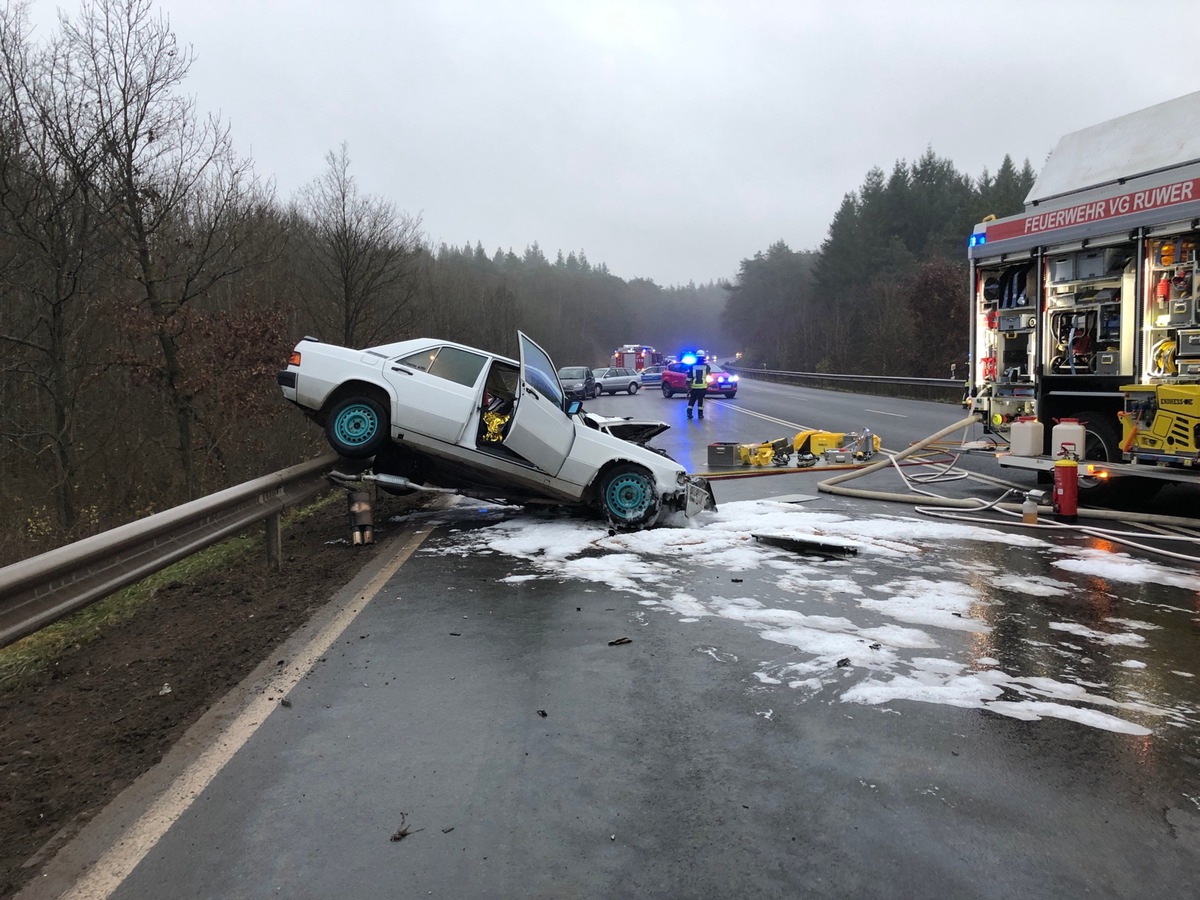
<box><xmin>278</xmin><ymin>331</ymin><xmax>715</xmax><ymax>529</ymax></box>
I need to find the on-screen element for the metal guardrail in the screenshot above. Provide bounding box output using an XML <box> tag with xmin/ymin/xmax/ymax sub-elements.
<box><xmin>0</xmin><ymin>454</ymin><xmax>338</xmax><ymax>649</ymax></box>
<box><xmin>726</xmin><ymin>367</ymin><xmax>964</xmax><ymax>403</ymax></box>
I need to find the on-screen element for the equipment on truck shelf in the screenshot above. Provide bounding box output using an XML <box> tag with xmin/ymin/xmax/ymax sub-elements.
<box><xmin>965</xmin><ymin>90</ymin><xmax>1200</xmax><ymax>496</ymax></box>
<box><xmin>1118</xmin><ymin>383</ymin><xmax>1200</xmax><ymax>464</ymax></box>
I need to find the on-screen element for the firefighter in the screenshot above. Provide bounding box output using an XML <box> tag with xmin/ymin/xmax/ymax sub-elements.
<box><xmin>686</xmin><ymin>351</ymin><xmax>710</xmax><ymax>419</ymax></box>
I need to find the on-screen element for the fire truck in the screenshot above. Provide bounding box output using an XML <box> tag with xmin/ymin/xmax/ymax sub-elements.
<box><xmin>612</xmin><ymin>344</ymin><xmax>663</xmax><ymax>371</ymax></box>
<box><xmin>967</xmin><ymin>90</ymin><xmax>1200</xmax><ymax>498</ymax></box>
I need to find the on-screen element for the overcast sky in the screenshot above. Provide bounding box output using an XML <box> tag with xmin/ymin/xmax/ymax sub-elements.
<box><xmin>28</xmin><ymin>0</ymin><xmax>1200</xmax><ymax>286</ymax></box>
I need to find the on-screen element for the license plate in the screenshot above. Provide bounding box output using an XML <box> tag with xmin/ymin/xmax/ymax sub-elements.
<box><xmin>685</xmin><ymin>479</ymin><xmax>715</xmax><ymax>517</ymax></box>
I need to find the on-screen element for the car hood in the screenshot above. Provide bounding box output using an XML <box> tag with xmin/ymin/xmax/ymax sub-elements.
<box><xmin>580</xmin><ymin>412</ymin><xmax>670</xmax><ymax>444</ymax></box>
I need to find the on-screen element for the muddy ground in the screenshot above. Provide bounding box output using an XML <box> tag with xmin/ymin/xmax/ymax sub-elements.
<box><xmin>0</xmin><ymin>489</ymin><xmax>429</xmax><ymax>898</ymax></box>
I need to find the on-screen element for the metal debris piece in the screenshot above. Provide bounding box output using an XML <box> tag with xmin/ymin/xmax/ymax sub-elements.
<box><xmin>752</xmin><ymin>533</ymin><xmax>859</xmax><ymax>558</ymax></box>
<box><xmin>537</xmin><ymin>709</ymin><xmax>548</xmax><ymax>718</ymax></box>
<box><xmin>280</xmin><ymin>698</ymin><xmax>292</xmax><ymax>708</ymax></box>
<box><xmin>608</xmin><ymin>637</ymin><xmax>632</xmax><ymax>646</ymax></box>
<box><xmin>836</xmin><ymin>657</ymin><xmax>851</xmax><ymax>667</ymax></box>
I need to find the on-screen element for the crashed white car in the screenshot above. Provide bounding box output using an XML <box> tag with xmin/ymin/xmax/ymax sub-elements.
<box><xmin>277</xmin><ymin>331</ymin><xmax>715</xmax><ymax>528</ymax></box>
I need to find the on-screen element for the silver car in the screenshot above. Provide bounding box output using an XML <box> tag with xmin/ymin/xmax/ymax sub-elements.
<box><xmin>278</xmin><ymin>331</ymin><xmax>715</xmax><ymax>528</ymax></box>
<box><xmin>557</xmin><ymin>366</ymin><xmax>598</xmax><ymax>400</ymax></box>
<box><xmin>591</xmin><ymin>367</ymin><xmax>642</xmax><ymax>395</ymax></box>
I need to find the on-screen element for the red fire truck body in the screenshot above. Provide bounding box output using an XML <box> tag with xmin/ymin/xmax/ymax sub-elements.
<box><xmin>967</xmin><ymin>90</ymin><xmax>1200</xmax><ymax>498</ymax></box>
<box><xmin>613</xmin><ymin>345</ymin><xmax>664</xmax><ymax>371</ymax></box>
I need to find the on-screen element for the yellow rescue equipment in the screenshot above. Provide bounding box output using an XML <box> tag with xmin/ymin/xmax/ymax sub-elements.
<box><xmin>1119</xmin><ymin>383</ymin><xmax>1200</xmax><ymax>460</ymax></box>
<box><xmin>792</xmin><ymin>429</ymin><xmax>882</xmax><ymax>466</ymax></box>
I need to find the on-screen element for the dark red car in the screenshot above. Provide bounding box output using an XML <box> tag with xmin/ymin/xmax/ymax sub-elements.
<box><xmin>660</xmin><ymin>362</ymin><xmax>738</xmax><ymax>399</ymax></box>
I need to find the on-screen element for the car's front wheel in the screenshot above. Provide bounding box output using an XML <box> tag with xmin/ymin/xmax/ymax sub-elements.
<box><xmin>325</xmin><ymin>396</ymin><xmax>389</xmax><ymax>458</ymax></box>
<box><xmin>724</xmin><ymin>391</ymin><xmax>736</xmax><ymax>399</ymax></box>
<box><xmin>662</xmin><ymin>384</ymin><xmax>674</xmax><ymax>398</ymax></box>
<box><xmin>598</xmin><ymin>464</ymin><xmax>660</xmax><ymax>529</ymax></box>
<box><xmin>627</xmin><ymin>382</ymin><xmax>639</xmax><ymax>394</ymax></box>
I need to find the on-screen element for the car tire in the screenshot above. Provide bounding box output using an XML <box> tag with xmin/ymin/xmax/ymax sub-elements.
<box><xmin>627</xmin><ymin>382</ymin><xmax>639</xmax><ymax>394</ymax></box>
<box><xmin>325</xmin><ymin>396</ymin><xmax>389</xmax><ymax>459</ymax></box>
<box><xmin>662</xmin><ymin>384</ymin><xmax>673</xmax><ymax>398</ymax></box>
<box><xmin>597</xmin><ymin>464</ymin><xmax>660</xmax><ymax>529</ymax></box>
<box><xmin>724</xmin><ymin>392</ymin><xmax>736</xmax><ymax>399</ymax></box>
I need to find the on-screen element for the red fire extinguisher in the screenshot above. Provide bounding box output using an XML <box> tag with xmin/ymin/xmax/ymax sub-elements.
<box><xmin>1053</xmin><ymin>443</ymin><xmax>1078</xmax><ymax>523</ymax></box>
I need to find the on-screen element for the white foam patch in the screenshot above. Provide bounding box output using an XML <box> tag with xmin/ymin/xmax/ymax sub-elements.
<box><xmin>860</xmin><ymin>578</ymin><xmax>992</xmax><ymax>633</ymax></box>
<box><xmin>427</xmin><ymin>498</ymin><xmax>1193</xmax><ymax>738</ymax></box>
<box><xmin>982</xmin><ymin>701</ymin><xmax>1153</xmax><ymax>735</ymax></box>
<box><xmin>1048</xmin><ymin>622</ymin><xmax>1147</xmax><ymax>647</ymax></box>
<box><xmin>1119</xmin><ymin>660</ymin><xmax>1147</xmax><ymax>669</ymax></box>
<box><xmin>1104</xmin><ymin>617</ymin><xmax>1161</xmax><ymax>632</ymax></box>
<box><xmin>843</xmin><ymin>664</ymin><xmax>1164</xmax><ymax>735</ymax></box>
<box><xmin>1053</xmin><ymin>550</ymin><xmax>1200</xmax><ymax>590</ymax></box>
<box><xmin>989</xmin><ymin>574</ymin><xmax>1072</xmax><ymax>597</ymax></box>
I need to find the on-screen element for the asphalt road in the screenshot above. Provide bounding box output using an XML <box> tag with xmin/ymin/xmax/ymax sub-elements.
<box><xmin>23</xmin><ymin>379</ymin><xmax>1200</xmax><ymax>899</ymax></box>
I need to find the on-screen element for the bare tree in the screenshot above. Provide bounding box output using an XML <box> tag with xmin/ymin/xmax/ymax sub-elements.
<box><xmin>61</xmin><ymin>0</ymin><xmax>269</xmax><ymax>496</ymax></box>
<box><xmin>295</xmin><ymin>143</ymin><xmax>423</xmax><ymax>347</ymax></box>
<box><xmin>0</xmin><ymin>1</ymin><xmax>117</xmax><ymax>537</ymax></box>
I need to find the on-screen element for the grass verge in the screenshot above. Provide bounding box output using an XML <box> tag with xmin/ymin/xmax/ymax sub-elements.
<box><xmin>0</xmin><ymin>494</ymin><xmax>339</xmax><ymax>692</ymax></box>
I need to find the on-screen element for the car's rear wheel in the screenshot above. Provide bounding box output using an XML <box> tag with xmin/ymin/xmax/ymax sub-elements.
<box><xmin>598</xmin><ymin>464</ymin><xmax>660</xmax><ymax>529</ymax></box>
<box><xmin>627</xmin><ymin>382</ymin><xmax>639</xmax><ymax>394</ymax></box>
<box><xmin>662</xmin><ymin>384</ymin><xmax>673</xmax><ymax>398</ymax></box>
<box><xmin>326</xmin><ymin>396</ymin><xmax>389</xmax><ymax>458</ymax></box>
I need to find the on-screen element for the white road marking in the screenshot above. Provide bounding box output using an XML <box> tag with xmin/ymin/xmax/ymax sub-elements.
<box><xmin>58</xmin><ymin>527</ymin><xmax>433</xmax><ymax>900</ymax></box>
<box><xmin>716</xmin><ymin>402</ymin><xmax>809</xmax><ymax>431</ymax></box>
<box><xmin>863</xmin><ymin>408</ymin><xmax>907</xmax><ymax>418</ymax></box>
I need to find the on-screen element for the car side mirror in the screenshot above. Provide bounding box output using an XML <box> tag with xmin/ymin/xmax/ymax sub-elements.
<box><xmin>565</xmin><ymin>399</ymin><xmax>582</xmax><ymax>416</ymax></box>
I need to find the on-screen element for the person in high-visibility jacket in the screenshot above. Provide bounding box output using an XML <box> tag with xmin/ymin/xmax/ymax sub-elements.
<box><xmin>686</xmin><ymin>352</ymin><xmax>710</xmax><ymax>419</ymax></box>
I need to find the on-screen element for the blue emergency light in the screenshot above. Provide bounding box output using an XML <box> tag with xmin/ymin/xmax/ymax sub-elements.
<box><xmin>680</xmin><ymin>353</ymin><xmax>697</xmax><ymax>365</ymax></box>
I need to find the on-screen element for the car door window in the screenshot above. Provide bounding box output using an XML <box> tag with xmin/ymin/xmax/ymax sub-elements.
<box><xmin>398</xmin><ymin>346</ymin><xmax>486</xmax><ymax>387</ymax></box>
<box><xmin>521</xmin><ymin>340</ymin><xmax>565</xmax><ymax>409</ymax></box>
<box><xmin>385</xmin><ymin>345</ymin><xmax>487</xmax><ymax>444</ymax></box>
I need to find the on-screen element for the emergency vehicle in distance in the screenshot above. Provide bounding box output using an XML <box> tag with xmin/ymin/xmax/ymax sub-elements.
<box><xmin>967</xmin><ymin>89</ymin><xmax>1200</xmax><ymax>500</ymax></box>
<box><xmin>612</xmin><ymin>344</ymin><xmax>664</xmax><ymax>371</ymax></box>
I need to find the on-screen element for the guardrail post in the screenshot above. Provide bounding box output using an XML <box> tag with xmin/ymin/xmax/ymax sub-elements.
<box><xmin>265</xmin><ymin>512</ymin><xmax>282</xmax><ymax>571</ymax></box>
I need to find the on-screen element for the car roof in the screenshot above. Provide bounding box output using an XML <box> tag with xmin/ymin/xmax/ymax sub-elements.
<box><xmin>358</xmin><ymin>336</ymin><xmax>517</xmax><ymax>367</ymax></box>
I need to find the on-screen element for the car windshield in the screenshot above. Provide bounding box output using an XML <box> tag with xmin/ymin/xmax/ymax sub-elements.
<box><xmin>592</xmin><ymin>369</ymin><xmax>608</xmax><ymax>377</ymax></box>
<box><xmin>557</xmin><ymin>367</ymin><xmax>588</xmax><ymax>379</ymax></box>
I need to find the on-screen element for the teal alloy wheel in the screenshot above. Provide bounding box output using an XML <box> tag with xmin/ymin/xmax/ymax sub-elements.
<box><xmin>599</xmin><ymin>464</ymin><xmax>660</xmax><ymax>529</ymax></box>
<box><xmin>325</xmin><ymin>396</ymin><xmax>389</xmax><ymax>458</ymax></box>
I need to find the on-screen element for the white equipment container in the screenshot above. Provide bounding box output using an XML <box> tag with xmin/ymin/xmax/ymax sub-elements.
<box><xmin>1009</xmin><ymin>417</ymin><xmax>1044</xmax><ymax>456</ymax></box>
<box><xmin>1051</xmin><ymin>418</ymin><xmax>1086</xmax><ymax>459</ymax></box>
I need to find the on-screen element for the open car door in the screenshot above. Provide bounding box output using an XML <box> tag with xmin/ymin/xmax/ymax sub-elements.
<box><xmin>503</xmin><ymin>332</ymin><xmax>576</xmax><ymax>477</ymax></box>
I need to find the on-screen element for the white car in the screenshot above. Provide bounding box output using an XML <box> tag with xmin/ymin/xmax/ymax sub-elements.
<box><xmin>591</xmin><ymin>366</ymin><xmax>642</xmax><ymax>395</ymax></box>
<box><xmin>278</xmin><ymin>331</ymin><xmax>716</xmax><ymax>528</ymax></box>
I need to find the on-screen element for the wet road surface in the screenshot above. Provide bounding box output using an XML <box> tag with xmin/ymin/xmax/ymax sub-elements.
<box><xmin>25</xmin><ymin>382</ymin><xmax>1200</xmax><ymax>899</ymax></box>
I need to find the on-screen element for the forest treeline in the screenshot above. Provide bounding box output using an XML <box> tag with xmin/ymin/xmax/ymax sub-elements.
<box><xmin>0</xmin><ymin>0</ymin><xmax>1035</xmax><ymax>563</ymax></box>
